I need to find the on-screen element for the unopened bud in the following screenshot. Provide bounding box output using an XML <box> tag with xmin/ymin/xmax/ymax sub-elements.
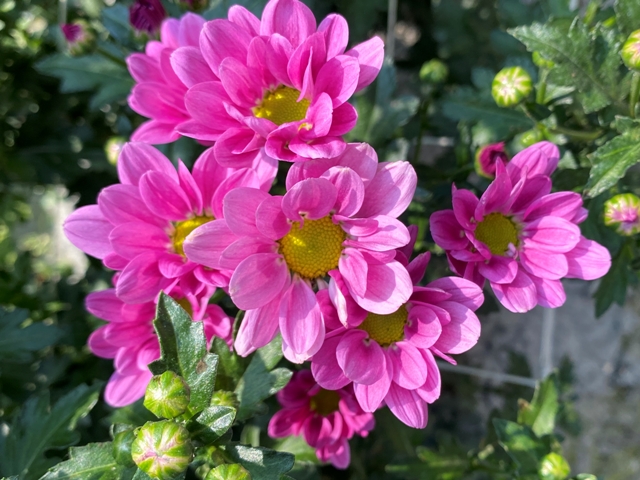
<box><xmin>205</xmin><ymin>464</ymin><xmax>251</xmax><ymax>480</ymax></box>
<box><xmin>209</xmin><ymin>390</ymin><xmax>239</xmax><ymax>410</ymax></box>
<box><xmin>104</xmin><ymin>137</ymin><xmax>126</xmax><ymax>166</ymax></box>
<box><xmin>474</xmin><ymin>142</ymin><xmax>509</xmax><ymax>179</ymax></box>
<box><xmin>492</xmin><ymin>66</ymin><xmax>533</xmax><ymax>107</ymax></box>
<box><xmin>538</xmin><ymin>452</ymin><xmax>570</xmax><ymax>480</ymax></box>
<box><xmin>129</xmin><ymin>0</ymin><xmax>166</xmax><ymax>33</ymax></box>
<box><xmin>604</xmin><ymin>193</ymin><xmax>640</xmax><ymax>236</ymax></box>
<box><xmin>532</xmin><ymin>51</ymin><xmax>554</xmax><ymax>69</ymax></box>
<box><xmin>517</xmin><ymin>128</ymin><xmax>546</xmax><ymax>148</ymax></box>
<box><xmin>419</xmin><ymin>59</ymin><xmax>449</xmax><ymax>84</ymax></box>
<box><xmin>144</xmin><ymin>371</ymin><xmax>190</xmax><ymax>419</ymax></box>
<box><xmin>113</xmin><ymin>428</ymin><xmax>136</xmax><ymax>467</ymax></box>
<box><xmin>622</xmin><ymin>30</ymin><xmax>640</xmax><ymax>71</ymax></box>
<box><xmin>131</xmin><ymin>420</ymin><xmax>193</xmax><ymax>479</ymax></box>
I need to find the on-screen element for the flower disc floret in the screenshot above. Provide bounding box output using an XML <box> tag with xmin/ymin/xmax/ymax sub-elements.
<box><xmin>310</xmin><ymin>388</ymin><xmax>341</xmax><ymax>415</ymax></box>
<box><xmin>359</xmin><ymin>306</ymin><xmax>407</xmax><ymax>347</ymax></box>
<box><xmin>279</xmin><ymin>216</ymin><xmax>346</xmax><ymax>279</ymax></box>
<box><xmin>254</xmin><ymin>86</ymin><xmax>310</xmax><ymax>125</ymax></box>
<box><xmin>173</xmin><ymin>215</ymin><xmax>213</xmax><ymax>256</ymax></box>
<box><xmin>473</xmin><ymin>213</ymin><xmax>518</xmax><ymax>255</ymax></box>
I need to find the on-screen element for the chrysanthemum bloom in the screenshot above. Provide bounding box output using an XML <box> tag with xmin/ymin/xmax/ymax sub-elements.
<box><xmin>268</xmin><ymin>370</ymin><xmax>374</xmax><ymax>469</ymax></box>
<box><xmin>310</xmin><ymin>236</ymin><xmax>483</xmax><ymax>429</ymax></box>
<box><xmin>475</xmin><ymin>142</ymin><xmax>508</xmax><ymax>179</ymax></box>
<box><xmin>171</xmin><ymin>0</ymin><xmax>384</xmax><ymax>164</ymax></box>
<box><xmin>184</xmin><ymin>155</ymin><xmax>416</xmax><ymax>362</ymax></box>
<box><xmin>430</xmin><ymin>142</ymin><xmax>611</xmax><ymax>313</ymax></box>
<box><xmin>63</xmin><ymin>142</ymin><xmax>276</xmax><ymax>304</ymax></box>
<box><xmin>127</xmin><ymin>13</ymin><xmax>209</xmax><ymax>143</ymax></box>
<box><xmin>130</xmin><ymin>0</ymin><xmax>167</xmax><ymax>33</ymax></box>
<box><xmin>604</xmin><ymin>193</ymin><xmax>640</xmax><ymax>236</ymax></box>
<box><xmin>87</xmin><ymin>287</ymin><xmax>232</xmax><ymax>406</ymax></box>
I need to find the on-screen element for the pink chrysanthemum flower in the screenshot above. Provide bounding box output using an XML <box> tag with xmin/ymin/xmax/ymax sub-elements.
<box><xmin>63</xmin><ymin>142</ymin><xmax>276</xmax><ymax>304</ymax></box>
<box><xmin>129</xmin><ymin>0</ymin><xmax>167</xmax><ymax>33</ymax></box>
<box><xmin>310</xmin><ymin>232</ymin><xmax>483</xmax><ymax>429</ymax></box>
<box><xmin>268</xmin><ymin>370</ymin><xmax>374</xmax><ymax>469</ymax></box>
<box><xmin>87</xmin><ymin>286</ymin><xmax>232</xmax><ymax>406</ymax></box>
<box><xmin>127</xmin><ymin>13</ymin><xmax>210</xmax><ymax>143</ymax></box>
<box><xmin>430</xmin><ymin>142</ymin><xmax>611</xmax><ymax>313</ymax></box>
<box><xmin>183</xmin><ymin>149</ymin><xmax>416</xmax><ymax>363</ymax></box>
<box><xmin>170</xmin><ymin>0</ymin><xmax>384</xmax><ymax>164</ymax></box>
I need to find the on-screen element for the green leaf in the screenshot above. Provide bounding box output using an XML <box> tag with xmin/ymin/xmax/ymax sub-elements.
<box><xmin>273</xmin><ymin>436</ymin><xmax>319</xmax><ymax>465</ymax></box>
<box><xmin>509</xmin><ymin>20</ymin><xmax>625</xmax><ymax>113</ymax></box>
<box><xmin>149</xmin><ymin>294</ymin><xmax>219</xmax><ymax>415</ymax></box>
<box><xmin>615</xmin><ymin>0</ymin><xmax>640</xmax><ymax>37</ymax></box>
<box><xmin>102</xmin><ymin>4</ymin><xmax>131</xmax><ymax>45</ymax></box>
<box><xmin>517</xmin><ymin>373</ymin><xmax>559</xmax><ymax>436</ymax></box>
<box><xmin>0</xmin><ymin>308</ymin><xmax>63</xmax><ymax>363</ymax></box>
<box><xmin>211</xmin><ymin>337</ymin><xmax>248</xmax><ymax>391</ymax></box>
<box><xmin>593</xmin><ymin>244</ymin><xmax>634</xmax><ymax>317</ymax></box>
<box><xmin>40</xmin><ymin>443</ymin><xmax>135</xmax><ymax>480</ymax></box>
<box><xmin>0</xmin><ymin>383</ymin><xmax>102</xmax><ymax>480</ymax></box>
<box><xmin>585</xmin><ymin>128</ymin><xmax>640</xmax><ymax>197</ymax></box>
<box><xmin>109</xmin><ymin>400</ymin><xmax>156</xmax><ymax>428</ymax></box>
<box><xmin>493</xmin><ymin>419</ymin><xmax>548</xmax><ymax>475</ymax></box>
<box><xmin>225</xmin><ymin>444</ymin><xmax>295</xmax><ymax>480</ymax></box>
<box><xmin>234</xmin><ymin>336</ymin><xmax>292</xmax><ymax>421</ymax></box>
<box><xmin>188</xmin><ymin>406</ymin><xmax>236</xmax><ymax>444</ymax></box>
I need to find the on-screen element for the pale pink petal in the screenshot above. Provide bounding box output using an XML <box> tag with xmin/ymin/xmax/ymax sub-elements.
<box><xmin>531</xmin><ymin>276</ymin><xmax>566</xmax><ymax>308</ymax></box>
<box><xmin>352</xmin><ymin>257</ymin><xmax>413</xmax><ymax>315</ymax></box>
<box><xmin>260</xmin><ymin>0</ymin><xmax>316</xmax><ymax>48</ymax></box>
<box><xmin>425</xmin><ymin>276</ymin><xmax>484</xmax><ymax>310</ymax></box>
<box><xmin>478</xmin><ymin>255</ymin><xmax>518</xmax><ymax>284</ymax></box>
<box><xmin>229</xmin><ymin>253</ymin><xmax>288</xmax><ymax>310</ymax></box>
<box><xmin>523</xmin><ymin>216</ymin><xmax>581</xmax><ymax>253</ymax></box>
<box><xmin>345</xmin><ymin>36</ymin><xmax>385</xmax><ymax>91</ymax></box>
<box><xmin>385</xmin><ymin>383</ymin><xmax>428</xmax><ymax>429</ymax></box>
<box><xmin>282</xmin><ymin>177</ymin><xmax>337</xmax><ymax>221</ymax></box>
<box><xmin>338</xmin><ymin>247</ymin><xmax>368</xmax><ymax>297</ymax></box>
<box><xmin>389</xmin><ymin>341</ymin><xmax>427</xmax><ymax>389</ymax></box>
<box><xmin>183</xmin><ymin>220</ymin><xmax>238</xmax><ymax>269</ymax></box>
<box><xmin>348</xmin><ymin>216</ymin><xmax>410</xmax><ymax>252</ymax></box>
<box><xmin>336</xmin><ymin>329</ymin><xmax>385</xmax><ymax>385</ymax></box>
<box><xmin>256</xmin><ymin>196</ymin><xmax>291</xmax><ymax>240</ymax></box>
<box><xmin>491</xmin><ymin>269</ymin><xmax>538</xmax><ymax>313</ymax></box>
<box><xmin>358</xmin><ymin>161</ymin><xmax>417</xmax><ymax>218</ymax></box>
<box><xmin>565</xmin><ymin>237</ymin><xmax>611</xmax><ymax>280</ymax></box>
<box><xmin>432</xmin><ymin>301</ymin><xmax>481</xmax><ymax>354</ymax></box>
<box><xmin>416</xmin><ymin>349</ymin><xmax>441</xmax><ymax>404</ymax></box>
<box><xmin>63</xmin><ymin>205</ymin><xmax>113</xmax><ymax>259</ymax></box>
<box><xmin>328</xmin><ymin>270</ymin><xmax>367</xmax><ymax>327</ymax></box>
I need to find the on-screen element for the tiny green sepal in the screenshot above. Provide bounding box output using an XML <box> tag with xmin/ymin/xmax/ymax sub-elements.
<box><xmin>113</xmin><ymin>428</ymin><xmax>137</xmax><ymax>467</ymax></box>
<box><xmin>144</xmin><ymin>371</ymin><xmax>191</xmax><ymax>419</ymax></box>
<box><xmin>131</xmin><ymin>420</ymin><xmax>194</xmax><ymax>479</ymax></box>
<box><xmin>492</xmin><ymin>66</ymin><xmax>533</xmax><ymax>108</ymax></box>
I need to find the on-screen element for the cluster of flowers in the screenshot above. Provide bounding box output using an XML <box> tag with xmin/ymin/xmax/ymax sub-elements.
<box><xmin>63</xmin><ymin>0</ymin><xmax>611</xmax><ymax>469</ymax></box>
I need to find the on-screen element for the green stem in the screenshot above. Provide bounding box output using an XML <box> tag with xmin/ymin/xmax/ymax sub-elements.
<box><xmin>518</xmin><ymin>103</ymin><xmax>539</xmax><ymax>126</ymax></box>
<box><xmin>536</xmin><ymin>69</ymin><xmax>549</xmax><ymax>105</ymax></box>
<box><xmin>412</xmin><ymin>99</ymin><xmax>429</xmax><ymax>164</ymax></box>
<box><xmin>630</xmin><ymin>72</ymin><xmax>640</xmax><ymax>118</ymax></box>
<box><xmin>549</xmin><ymin>125</ymin><xmax>603</xmax><ymax>142</ymax></box>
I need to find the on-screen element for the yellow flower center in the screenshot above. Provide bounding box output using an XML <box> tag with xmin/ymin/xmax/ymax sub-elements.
<box><xmin>278</xmin><ymin>216</ymin><xmax>346</xmax><ymax>280</ymax></box>
<box><xmin>172</xmin><ymin>215</ymin><xmax>214</xmax><ymax>257</ymax></box>
<box><xmin>359</xmin><ymin>306</ymin><xmax>408</xmax><ymax>348</ymax></box>
<box><xmin>310</xmin><ymin>388</ymin><xmax>341</xmax><ymax>416</ymax></box>
<box><xmin>474</xmin><ymin>212</ymin><xmax>519</xmax><ymax>256</ymax></box>
<box><xmin>254</xmin><ymin>86</ymin><xmax>310</xmax><ymax>126</ymax></box>
<box><xmin>175</xmin><ymin>297</ymin><xmax>193</xmax><ymax>317</ymax></box>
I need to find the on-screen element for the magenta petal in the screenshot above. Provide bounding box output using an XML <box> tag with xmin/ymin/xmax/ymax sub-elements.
<box><xmin>358</xmin><ymin>161</ymin><xmax>417</xmax><ymax>218</ymax></box>
<box><xmin>510</xmin><ymin>175</ymin><xmax>552</xmax><ymax>214</ymax></box>
<box><xmin>405</xmin><ymin>305</ymin><xmax>442</xmax><ymax>349</ymax></box>
<box><xmin>407</xmin><ymin>252</ymin><xmax>430</xmax><ymax>285</ymax></box>
<box><xmin>416</xmin><ymin>349</ymin><xmax>441</xmax><ymax>404</ymax></box>
<box><xmin>256</xmin><ymin>196</ymin><xmax>291</xmax><ymax>240</ymax></box>
<box><xmin>219</xmin><ymin>56</ymin><xmax>262</xmax><ymax>108</ymax></box>
<box><xmin>328</xmin><ymin>270</ymin><xmax>367</xmax><ymax>327</ymax></box>
<box><xmin>235</xmin><ymin>295</ymin><xmax>281</xmax><ymax>356</ymax></box>
<box><xmin>565</xmin><ymin>237</ymin><xmax>611</xmax><ymax>280</ymax></box>
<box><xmin>507</xmin><ymin>141</ymin><xmax>560</xmax><ymax>181</ymax></box>
<box><xmin>88</xmin><ymin>328</ymin><xmax>117</xmax><ymax>358</ymax></box>
<box><xmin>200</xmin><ymin>19</ymin><xmax>253</xmax><ymax>76</ymax></box>
<box><xmin>491</xmin><ymin>269</ymin><xmax>538</xmax><ymax>313</ymax></box>
<box><xmin>336</xmin><ymin>329</ymin><xmax>385</xmax><ymax>385</ymax></box>
<box><xmin>320</xmin><ymin>166</ymin><xmax>365</xmax><ymax>217</ymax></box>
<box><xmin>85</xmin><ymin>289</ymin><xmax>122</xmax><ymax>322</ymax></box>
<box><xmin>432</xmin><ymin>301</ymin><xmax>481</xmax><ymax>354</ymax></box>
<box><xmin>98</xmin><ymin>184</ymin><xmax>163</xmax><ymax>228</ymax></box>
<box><xmin>220</xmin><ymin>236</ymin><xmax>275</xmax><ymax>270</ymax></box>
<box><xmin>183</xmin><ymin>219</ymin><xmax>238</xmax><ymax>269</ymax></box>
<box><xmin>353</xmin><ymin>258</ymin><xmax>413</xmax><ymax>315</ymax></box>
<box><xmin>531</xmin><ymin>276</ymin><xmax>566</xmax><ymax>308</ymax></box>
<box><xmin>524</xmin><ymin>191</ymin><xmax>583</xmax><ymax>222</ymax></box>
<box><xmin>229</xmin><ymin>253</ymin><xmax>288</xmax><ymax>310</ymax></box>
<box><xmin>520</xmin><ymin>246</ymin><xmax>568</xmax><ymax>280</ymax></box>
<box><xmin>131</xmin><ymin>120</ymin><xmax>181</xmax><ymax>144</ymax></box>
<box><xmin>177</xmin><ymin>12</ymin><xmax>206</xmax><ymax>47</ymax></box>
<box><xmin>63</xmin><ymin>205</ymin><xmax>113</xmax><ymax>259</ymax></box>
<box><xmin>345</xmin><ymin>36</ymin><xmax>385</xmax><ymax>91</ymax></box>
<box><xmin>311</xmin><ymin>335</ymin><xmax>351</xmax><ymax>390</ymax></box>
<box><xmin>139</xmin><ymin>171</ymin><xmax>192</xmax><ymax>221</ymax></box>
<box><xmin>389</xmin><ymin>341</ymin><xmax>427</xmax><ymax>389</ymax></box>
<box><xmin>118</xmin><ymin>142</ymin><xmax>177</xmax><ymax>186</ymax></box>
<box><xmin>452</xmin><ymin>188</ymin><xmax>480</xmax><ymax>229</ymax></box>
<box><xmin>211</xmin><ymin>169</ymin><xmax>262</xmax><ymax>219</ymax></box>
<box><xmin>267</xmin><ymin>34</ymin><xmax>294</xmax><ymax>85</ymax></box>
<box><xmin>109</xmin><ymin>222</ymin><xmax>168</xmax><ymax>260</ymax></box>
<box><xmin>105</xmin><ymin>371</ymin><xmax>151</xmax><ymax>407</ymax></box>
<box><xmin>228</xmin><ymin>5</ymin><xmax>260</xmax><ymax>36</ymax></box>
<box><xmin>353</xmin><ymin>356</ymin><xmax>392</xmax><ymax>412</ymax></box>
<box><xmin>385</xmin><ymin>383</ymin><xmax>428</xmax><ymax>429</ymax></box>
<box><xmin>288</xmin><ymin>135</ymin><xmax>346</xmax><ymax>159</ymax></box>
<box><xmin>523</xmin><ymin>216</ymin><xmax>581</xmax><ymax>253</ymax></box>
<box><xmin>127</xmin><ymin>53</ymin><xmax>158</xmax><ymax>83</ymax></box>
<box><xmin>478</xmin><ymin>255</ymin><xmax>518</xmax><ymax>284</ymax></box>
<box><xmin>429</xmin><ymin>210</ymin><xmax>468</xmax><ymax>251</ymax></box>
<box><xmin>214</xmin><ymin>127</ymin><xmax>263</xmax><ymax>168</ymax></box>
<box><xmin>116</xmin><ymin>252</ymin><xmax>169</xmax><ymax>304</ymax></box>
<box><xmin>475</xmin><ymin>163</ymin><xmax>512</xmax><ymax>218</ymax></box>
<box><xmin>318</xmin><ymin>14</ymin><xmax>348</xmax><ymax>59</ymax></box>
<box><xmin>314</xmin><ymin>55</ymin><xmax>359</xmax><ymax>107</ymax></box>
<box><xmin>350</xmin><ymin>216</ymin><xmax>410</xmax><ymax>252</ymax></box>
<box><xmin>328</xmin><ymin>102</ymin><xmax>358</xmax><ymax>136</ymax></box>
<box><xmin>223</xmin><ymin>187</ymin><xmax>270</xmax><ymax>236</ymax></box>
<box><xmin>339</xmin><ymin>247</ymin><xmax>368</xmax><ymax>297</ymax></box>
<box><xmin>287</xmin><ymin>32</ymin><xmax>326</xmax><ymax>91</ymax></box>
<box><xmin>191</xmin><ymin>148</ymin><xmax>227</xmax><ymax>212</ymax></box>
<box><xmin>158</xmin><ymin>253</ymin><xmax>195</xmax><ymax>278</ymax></box>
<box><xmin>171</xmin><ymin>46</ymin><xmax>217</xmax><ymax>88</ymax></box>
<box><xmin>260</xmin><ymin>0</ymin><xmax>316</xmax><ymax>48</ymax></box>
<box><xmin>282</xmin><ymin>177</ymin><xmax>337</xmax><ymax>221</ymax></box>
<box><xmin>425</xmin><ymin>276</ymin><xmax>484</xmax><ymax>310</ymax></box>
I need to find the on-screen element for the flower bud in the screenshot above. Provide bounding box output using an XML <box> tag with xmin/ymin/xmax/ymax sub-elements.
<box><xmin>129</xmin><ymin>0</ymin><xmax>166</xmax><ymax>33</ymax></box>
<box><xmin>61</xmin><ymin>23</ymin><xmax>84</xmax><ymax>45</ymax></box>
<box><xmin>492</xmin><ymin>66</ymin><xmax>533</xmax><ymax>107</ymax></box>
<box><xmin>419</xmin><ymin>59</ymin><xmax>449</xmax><ymax>84</ymax></box>
<box><xmin>104</xmin><ymin>137</ymin><xmax>126</xmax><ymax>166</ymax></box>
<box><xmin>538</xmin><ymin>452</ymin><xmax>570</xmax><ymax>480</ymax></box>
<box><xmin>131</xmin><ymin>420</ymin><xmax>193</xmax><ymax>479</ymax></box>
<box><xmin>532</xmin><ymin>51</ymin><xmax>554</xmax><ymax>69</ymax></box>
<box><xmin>474</xmin><ymin>142</ymin><xmax>509</xmax><ymax>179</ymax></box>
<box><xmin>113</xmin><ymin>428</ymin><xmax>136</xmax><ymax>467</ymax></box>
<box><xmin>205</xmin><ymin>464</ymin><xmax>251</xmax><ymax>480</ymax></box>
<box><xmin>621</xmin><ymin>30</ymin><xmax>640</xmax><ymax>71</ymax></box>
<box><xmin>517</xmin><ymin>128</ymin><xmax>546</xmax><ymax>148</ymax></box>
<box><xmin>604</xmin><ymin>193</ymin><xmax>640</xmax><ymax>236</ymax></box>
<box><xmin>144</xmin><ymin>371</ymin><xmax>191</xmax><ymax>419</ymax></box>
<box><xmin>209</xmin><ymin>390</ymin><xmax>239</xmax><ymax>410</ymax></box>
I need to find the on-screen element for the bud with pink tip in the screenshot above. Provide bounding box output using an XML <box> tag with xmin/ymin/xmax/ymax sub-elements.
<box><xmin>474</xmin><ymin>142</ymin><xmax>509</xmax><ymax>179</ymax></box>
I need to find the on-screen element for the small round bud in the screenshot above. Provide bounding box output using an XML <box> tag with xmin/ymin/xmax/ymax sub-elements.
<box><xmin>474</xmin><ymin>142</ymin><xmax>509</xmax><ymax>179</ymax></box>
<box><xmin>129</xmin><ymin>0</ymin><xmax>166</xmax><ymax>33</ymax></box>
<box><xmin>205</xmin><ymin>464</ymin><xmax>251</xmax><ymax>480</ymax></box>
<box><xmin>144</xmin><ymin>371</ymin><xmax>191</xmax><ymax>419</ymax></box>
<box><xmin>532</xmin><ymin>51</ymin><xmax>555</xmax><ymax>69</ymax></box>
<box><xmin>492</xmin><ymin>66</ymin><xmax>533</xmax><ymax>107</ymax></box>
<box><xmin>209</xmin><ymin>390</ymin><xmax>239</xmax><ymax>410</ymax></box>
<box><xmin>131</xmin><ymin>420</ymin><xmax>193</xmax><ymax>479</ymax></box>
<box><xmin>517</xmin><ymin>128</ymin><xmax>546</xmax><ymax>148</ymax></box>
<box><xmin>113</xmin><ymin>429</ymin><xmax>136</xmax><ymax>467</ymax></box>
<box><xmin>621</xmin><ymin>30</ymin><xmax>640</xmax><ymax>71</ymax></box>
<box><xmin>538</xmin><ymin>452</ymin><xmax>570</xmax><ymax>480</ymax></box>
<box><xmin>104</xmin><ymin>137</ymin><xmax>126</xmax><ymax>166</ymax></box>
<box><xmin>419</xmin><ymin>59</ymin><xmax>449</xmax><ymax>84</ymax></box>
<box><xmin>604</xmin><ymin>193</ymin><xmax>640</xmax><ymax>236</ymax></box>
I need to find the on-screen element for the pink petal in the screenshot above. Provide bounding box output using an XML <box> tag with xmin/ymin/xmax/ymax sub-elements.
<box><xmin>336</xmin><ymin>329</ymin><xmax>385</xmax><ymax>385</ymax></box>
<box><xmin>158</xmin><ymin>253</ymin><xmax>195</xmax><ymax>278</ymax></box>
<box><xmin>510</xmin><ymin>175</ymin><xmax>552</xmax><ymax>214</ymax></box>
<box><xmin>407</xmin><ymin>252</ymin><xmax>430</xmax><ymax>285</ymax></box>
<box><xmin>88</xmin><ymin>327</ymin><xmax>117</xmax><ymax>358</ymax></box>
<box><xmin>229</xmin><ymin>253</ymin><xmax>289</xmax><ymax>310</ymax></box>
<box><xmin>328</xmin><ymin>270</ymin><xmax>368</xmax><ymax>327</ymax></box>
<box><xmin>491</xmin><ymin>269</ymin><xmax>538</xmax><ymax>313</ymax></box>
<box><xmin>452</xmin><ymin>188</ymin><xmax>479</xmax><ymax>230</ymax></box>
<box><xmin>524</xmin><ymin>191</ymin><xmax>583</xmax><ymax>222</ymax></box>
<box><xmin>314</xmin><ymin>55</ymin><xmax>359</xmax><ymax>107</ymax></box>
<box><xmin>318</xmin><ymin>14</ymin><xmax>348</xmax><ymax>59</ymax></box>
<box><xmin>520</xmin><ymin>246</ymin><xmax>568</xmax><ymax>280</ymax></box>
<box><xmin>220</xmin><ymin>236</ymin><xmax>276</xmax><ymax>270</ymax></box>
<box><xmin>320</xmin><ymin>166</ymin><xmax>365</xmax><ymax>217</ymax></box>
<box><xmin>211</xmin><ymin>169</ymin><xmax>262</xmax><ymax>219</ymax></box>
<box><xmin>266</xmin><ymin>34</ymin><xmax>294</xmax><ymax>86</ymax></box>
<box><xmin>183</xmin><ymin>219</ymin><xmax>238</xmax><ymax>269</ymax></box>
<box><xmin>531</xmin><ymin>276</ymin><xmax>566</xmax><ymax>308</ymax></box>
<box><xmin>63</xmin><ymin>205</ymin><xmax>113</xmax><ymax>259</ymax></box>
<box><xmin>218</xmin><ymin>56</ymin><xmax>262</xmax><ymax>108</ymax></box>
<box><xmin>288</xmin><ymin>135</ymin><xmax>347</xmax><ymax>160</ymax></box>
<box><xmin>139</xmin><ymin>171</ymin><xmax>193</xmax><ymax>221</ymax></box>
<box><xmin>416</xmin><ymin>349</ymin><xmax>441</xmax><ymax>404</ymax></box>
<box><xmin>228</xmin><ymin>5</ymin><xmax>260</xmax><ymax>36</ymax></box>
<box><xmin>214</xmin><ymin>127</ymin><xmax>263</xmax><ymax>168</ymax></box>
<box><xmin>405</xmin><ymin>305</ymin><xmax>442</xmax><ymax>349</ymax></box>
<box><xmin>328</xmin><ymin>102</ymin><xmax>358</xmax><ymax>136</ymax></box>
<box><xmin>104</xmin><ymin>371</ymin><xmax>151</xmax><ymax>407</ymax></box>
<box><xmin>256</xmin><ymin>196</ymin><xmax>291</xmax><ymax>240</ymax></box>
<box><xmin>200</xmin><ymin>19</ymin><xmax>253</xmax><ymax>76</ymax></box>
<box><xmin>429</xmin><ymin>210</ymin><xmax>468</xmax><ymax>251</ymax></box>
<box><xmin>338</xmin><ymin>247</ymin><xmax>368</xmax><ymax>297</ymax></box>
<box><xmin>352</xmin><ymin>257</ymin><xmax>413</xmax><ymax>315</ymax></box>
<box><xmin>523</xmin><ymin>216</ymin><xmax>581</xmax><ymax>253</ymax></box>
<box><xmin>353</xmin><ymin>356</ymin><xmax>393</xmax><ymax>412</ymax></box>
<box><xmin>507</xmin><ymin>141</ymin><xmax>560</xmax><ymax>182</ymax></box>
<box><xmin>478</xmin><ymin>255</ymin><xmax>518</xmax><ymax>284</ymax></box>
<box><xmin>424</xmin><ymin>276</ymin><xmax>484</xmax><ymax>310</ymax></box>
<box><xmin>127</xmin><ymin>53</ymin><xmax>159</xmax><ymax>84</ymax></box>
<box><xmin>98</xmin><ymin>184</ymin><xmax>163</xmax><ymax>228</ymax></box>
<box><xmin>118</xmin><ymin>142</ymin><xmax>177</xmax><ymax>186</ymax></box>
<box><xmin>432</xmin><ymin>301</ymin><xmax>481</xmax><ymax>354</ymax></box>
<box><xmin>171</xmin><ymin>46</ymin><xmax>217</xmax><ymax>88</ymax></box>
<box><xmin>311</xmin><ymin>334</ymin><xmax>351</xmax><ymax>390</ymax></box>
<box><xmin>177</xmin><ymin>12</ymin><xmax>206</xmax><ymax>47</ymax></box>
<box><xmin>223</xmin><ymin>187</ymin><xmax>269</xmax><ymax>236</ymax></box>
<box><xmin>191</xmin><ymin>147</ymin><xmax>228</xmax><ymax>213</ymax></box>
<box><xmin>282</xmin><ymin>177</ymin><xmax>337</xmax><ymax>221</ymax></box>
<box><xmin>268</xmin><ymin>408</ymin><xmax>307</xmax><ymax>438</ymax></box>
<box><xmin>131</xmin><ymin>120</ymin><xmax>181</xmax><ymax>145</ymax></box>
<box><xmin>115</xmin><ymin>252</ymin><xmax>169</xmax><ymax>304</ymax></box>
<box><xmin>388</xmin><ymin>341</ymin><xmax>427</xmax><ymax>389</ymax></box>
<box><xmin>358</xmin><ymin>161</ymin><xmax>417</xmax><ymax>218</ymax></box>
<box><xmin>109</xmin><ymin>222</ymin><xmax>168</xmax><ymax>260</ymax></box>
<box><xmin>385</xmin><ymin>383</ymin><xmax>428</xmax><ymax>429</ymax></box>
<box><xmin>565</xmin><ymin>237</ymin><xmax>611</xmax><ymax>280</ymax></box>
<box><xmin>345</xmin><ymin>36</ymin><xmax>385</xmax><ymax>91</ymax></box>
<box><xmin>235</xmin><ymin>295</ymin><xmax>281</xmax><ymax>356</ymax></box>
<box><xmin>85</xmin><ymin>289</ymin><xmax>122</xmax><ymax>323</ymax></box>
<box><xmin>287</xmin><ymin>32</ymin><xmax>326</xmax><ymax>91</ymax></box>
<box><xmin>260</xmin><ymin>0</ymin><xmax>316</xmax><ymax>48</ymax></box>
<box><xmin>183</xmin><ymin>82</ymin><xmax>238</xmax><ymax>139</ymax></box>
<box><xmin>475</xmin><ymin>162</ymin><xmax>512</xmax><ymax>218</ymax></box>
<box><xmin>348</xmin><ymin>216</ymin><xmax>410</xmax><ymax>252</ymax></box>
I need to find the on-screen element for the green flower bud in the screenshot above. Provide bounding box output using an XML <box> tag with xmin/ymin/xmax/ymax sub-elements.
<box><xmin>532</xmin><ymin>51</ymin><xmax>554</xmax><ymax>69</ymax></box>
<box><xmin>538</xmin><ymin>452</ymin><xmax>570</xmax><ymax>480</ymax></box>
<box><xmin>621</xmin><ymin>30</ymin><xmax>640</xmax><ymax>71</ymax></box>
<box><xmin>104</xmin><ymin>137</ymin><xmax>126</xmax><ymax>165</ymax></box>
<box><xmin>492</xmin><ymin>66</ymin><xmax>533</xmax><ymax>108</ymax></box>
<box><xmin>604</xmin><ymin>193</ymin><xmax>640</xmax><ymax>236</ymax></box>
<box><xmin>205</xmin><ymin>464</ymin><xmax>251</xmax><ymax>480</ymax></box>
<box><xmin>144</xmin><ymin>371</ymin><xmax>190</xmax><ymax>419</ymax></box>
<box><xmin>419</xmin><ymin>59</ymin><xmax>449</xmax><ymax>84</ymax></box>
<box><xmin>518</xmin><ymin>127</ymin><xmax>546</xmax><ymax>148</ymax></box>
<box><xmin>113</xmin><ymin>429</ymin><xmax>136</xmax><ymax>467</ymax></box>
<box><xmin>131</xmin><ymin>420</ymin><xmax>193</xmax><ymax>479</ymax></box>
<box><xmin>209</xmin><ymin>390</ymin><xmax>239</xmax><ymax>410</ymax></box>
